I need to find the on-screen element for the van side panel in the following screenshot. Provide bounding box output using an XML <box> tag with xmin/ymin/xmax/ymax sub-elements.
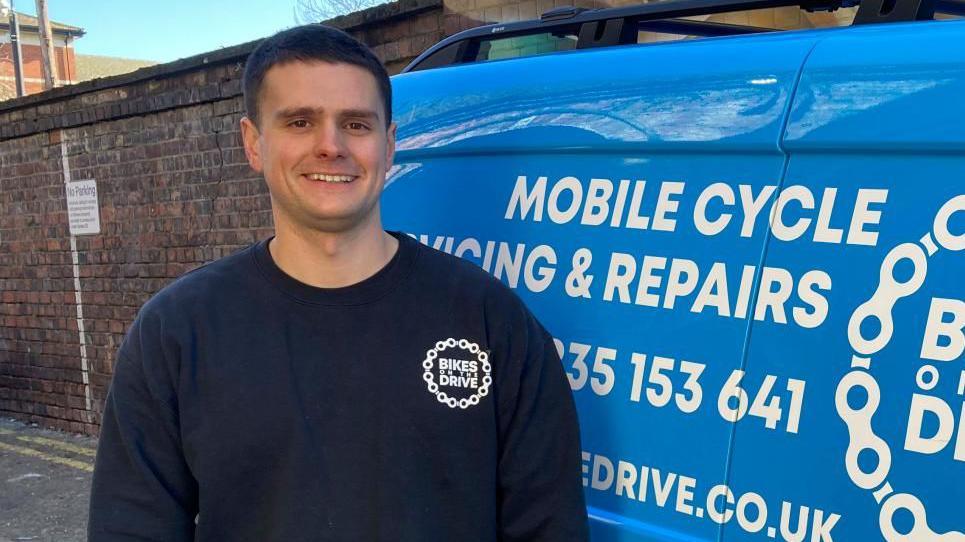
<box><xmin>387</xmin><ymin>34</ymin><xmax>819</xmax><ymax>541</ymax></box>
<box><xmin>726</xmin><ymin>21</ymin><xmax>965</xmax><ymax>542</ymax></box>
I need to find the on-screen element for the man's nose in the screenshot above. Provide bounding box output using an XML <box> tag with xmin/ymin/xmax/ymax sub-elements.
<box><xmin>312</xmin><ymin>123</ymin><xmax>345</xmax><ymax>159</ymax></box>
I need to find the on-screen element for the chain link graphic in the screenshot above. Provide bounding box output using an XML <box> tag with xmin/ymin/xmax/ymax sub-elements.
<box><xmin>423</xmin><ymin>338</ymin><xmax>492</xmax><ymax>410</ymax></box>
<box><xmin>834</xmin><ymin>370</ymin><xmax>892</xmax><ymax>490</ymax></box>
<box><xmin>836</xmin><ymin>195</ymin><xmax>965</xmax><ymax>542</ymax></box>
<box><xmin>847</xmin><ymin>243</ymin><xmax>928</xmax><ymax>356</ymax></box>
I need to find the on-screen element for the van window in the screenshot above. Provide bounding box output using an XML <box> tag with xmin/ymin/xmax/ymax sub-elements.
<box><xmin>473</xmin><ymin>33</ymin><xmax>578</xmax><ymax>62</ymax></box>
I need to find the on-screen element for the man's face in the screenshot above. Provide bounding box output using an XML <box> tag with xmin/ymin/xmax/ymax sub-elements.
<box><xmin>241</xmin><ymin>61</ymin><xmax>396</xmax><ymax>235</ymax></box>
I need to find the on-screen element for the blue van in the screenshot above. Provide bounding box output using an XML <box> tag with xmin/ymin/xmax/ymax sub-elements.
<box><xmin>383</xmin><ymin>0</ymin><xmax>965</xmax><ymax>539</ymax></box>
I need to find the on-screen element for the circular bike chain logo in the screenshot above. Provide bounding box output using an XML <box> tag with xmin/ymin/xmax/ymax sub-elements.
<box><xmin>836</xmin><ymin>195</ymin><xmax>964</xmax><ymax>542</ymax></box>
<box><xmin>423</xmin><ymin>337</ymin><xmax>492</xmax><ymax>410</ymax></box>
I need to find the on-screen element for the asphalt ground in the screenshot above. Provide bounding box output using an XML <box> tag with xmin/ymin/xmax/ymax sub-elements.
<box><xmin>0</xmin><ymin>418</ymin><xmax>96</xmax><ymax>542</ymax></box>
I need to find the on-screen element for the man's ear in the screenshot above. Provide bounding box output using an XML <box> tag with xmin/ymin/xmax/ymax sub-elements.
<box><xmin>385</xmin><ymin>122</ymin><xmax>397</xmax><ymax>168</ymax></box>
<box><xmin>240</xmin><ymin>116</ymin><xmax>263</xmax><ymax>173</ymax></box>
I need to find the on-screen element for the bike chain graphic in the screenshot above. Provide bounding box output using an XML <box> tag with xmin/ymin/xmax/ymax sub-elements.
<box><xmin>837</xmin><ymin>195</ymin><xmax>965</xmax><ymax>542</ymax></box>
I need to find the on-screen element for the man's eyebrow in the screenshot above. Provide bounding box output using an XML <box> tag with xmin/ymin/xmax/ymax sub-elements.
<box><xmin>340</xmin><ymin>109</ymin><xmax>380</xmax><ymax>121</ymax></box>
<box><xmin>274</xmin><ymin>106</ymin><xmax>322</xmax><ymax>120</ymax></box>
<box><xmin>273</xmin><ymin>107</ymin><xmax>379</xmax><ymax>121</ymax></box>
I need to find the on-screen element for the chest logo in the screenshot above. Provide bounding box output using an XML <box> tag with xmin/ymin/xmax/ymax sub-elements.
<box><xmin>423</xmin><ymin>338</ymin><xmax>492</xmax><ymax>409</ymax></box>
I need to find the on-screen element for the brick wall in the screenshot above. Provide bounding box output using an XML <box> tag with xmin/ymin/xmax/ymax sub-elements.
<box><xmin>0</xmin><ymin>46</ymin><xmax>271</xmax><ymax>435</ymax></box>
<box><xmin>327</xmin><ymin>0</ymin><xmax>447</xmax><ymax>74</ymax></box>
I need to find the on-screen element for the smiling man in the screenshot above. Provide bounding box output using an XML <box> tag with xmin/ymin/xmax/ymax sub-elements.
<box><xmin>88</xmin><ymin>25</ymin><xmax>588</xmax><ymax>541</ymax></box>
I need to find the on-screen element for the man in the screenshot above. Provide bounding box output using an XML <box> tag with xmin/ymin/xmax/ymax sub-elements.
<box><xmin>88</xmin><ymin>24</ymin><xmax>588</xmax><ymax>541</ymax></box>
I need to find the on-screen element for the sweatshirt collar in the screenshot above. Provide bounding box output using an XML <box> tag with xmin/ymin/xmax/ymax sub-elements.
<box><xmin>251</xmin><ymin>230</ymin><xmax>419</xmax><ymax>306</ymax></box>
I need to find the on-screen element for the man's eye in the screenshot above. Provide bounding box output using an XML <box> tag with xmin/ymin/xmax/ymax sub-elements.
<box><xmin>346</xmin><ymin>122</ymin><xmax>370</xmax><ymax>131</ymax></box>
<box><xmin>288</xmin><ymin>119</ymin><xmax>310</xmax><ymax>128</ymax></box>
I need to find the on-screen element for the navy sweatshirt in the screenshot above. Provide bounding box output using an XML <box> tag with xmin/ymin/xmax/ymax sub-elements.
<box><xmin>88</xmin><ymin>231</ymin><xmax>589</xmax><ymax>541</ymax></box>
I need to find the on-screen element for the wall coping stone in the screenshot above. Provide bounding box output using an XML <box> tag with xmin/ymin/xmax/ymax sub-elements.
<box><xmin>326</xmin><ymin>0</ymin><xmax>442</xmax><ymax>30</ymax></box>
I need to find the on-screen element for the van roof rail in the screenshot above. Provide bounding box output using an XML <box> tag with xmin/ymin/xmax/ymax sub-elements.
<box><xmin>402</xmin><ymin>0</ymin><xmax>964</xmax><ymax>72</ymax></box>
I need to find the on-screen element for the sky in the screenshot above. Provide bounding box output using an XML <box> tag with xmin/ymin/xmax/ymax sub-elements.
<box><xmin>12</xmin><ymin>0</ymin><xmax>304</xmax><ymax>63</ymax></box>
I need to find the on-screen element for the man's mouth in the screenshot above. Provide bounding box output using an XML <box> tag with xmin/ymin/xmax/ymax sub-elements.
<box><xmin>304</xmin><ymin>173</ymin><xmax>357</xmax><ymax>183</ymax></box>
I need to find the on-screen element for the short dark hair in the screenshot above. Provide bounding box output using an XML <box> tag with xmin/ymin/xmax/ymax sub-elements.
<box><xmin>243</xmin><ymin>24</ymin><xmax>392</xmax><ymax>127</ymax></box>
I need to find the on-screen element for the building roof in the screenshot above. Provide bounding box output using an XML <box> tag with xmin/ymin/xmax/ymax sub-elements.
<box><xmin>0</xmin><ymin>11</ymin><xmax>86</xmax><ymax>37</ymax></box>
<box><xmin>75</xmin><ymin>54</ymin><xmax>157</xmax><ymax>82</ymax></box>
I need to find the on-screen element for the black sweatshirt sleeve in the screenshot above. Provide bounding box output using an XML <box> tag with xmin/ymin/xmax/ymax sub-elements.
<box><xmin>496</xmin><ymin>308</ymin><xmax>589</xmax><ymax>542</ymax></box>
<box><xmin>88</xmin><ymin>314</ymin><xmax>199</xmax><ymax>541</ymax></box>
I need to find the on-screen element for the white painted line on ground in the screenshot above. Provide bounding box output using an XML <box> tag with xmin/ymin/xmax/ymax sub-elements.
<box><xmin>6</xmin><ymin>473</ymin><xmax>48</xmax><ymax>483</ymax></box>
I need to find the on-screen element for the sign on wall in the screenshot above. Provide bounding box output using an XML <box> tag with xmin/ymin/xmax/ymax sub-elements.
<box><xmin>65</xmin><ymin>179</ymin><xmax>100</xmax><ymax>235</ymax></box>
